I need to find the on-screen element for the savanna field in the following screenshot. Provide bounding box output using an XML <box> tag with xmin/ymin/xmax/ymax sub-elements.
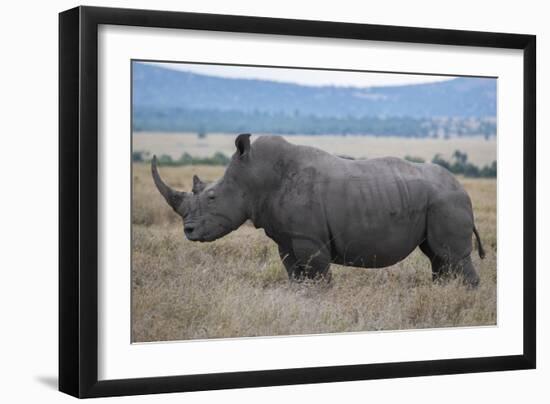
<box><xmin>131</xmin><ymin>151</ymin><xmax>497</xmax><ymax>343</ymax></box>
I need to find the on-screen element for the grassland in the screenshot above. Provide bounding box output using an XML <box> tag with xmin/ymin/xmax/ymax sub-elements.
<box><xmin>131</xmin><ymin>162</ymin><xmax>497</xmax><ymax>343</ymax></box>
<box><xmin>133</xmin><ymin>132</ymin><xmax>497</xmax><ymax>166</ymax></box>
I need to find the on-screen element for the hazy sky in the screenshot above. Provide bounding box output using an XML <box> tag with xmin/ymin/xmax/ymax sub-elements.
<box><xmin>146</xmin><ymin>61</ymin><xmax>455</xmax><ymax>88</ymax></box>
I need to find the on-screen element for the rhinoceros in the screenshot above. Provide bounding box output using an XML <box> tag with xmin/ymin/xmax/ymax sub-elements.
<box><xmin>152</xmin><ymin>134</ymin><xmax>485</xmax><ymax>286</ymax></box>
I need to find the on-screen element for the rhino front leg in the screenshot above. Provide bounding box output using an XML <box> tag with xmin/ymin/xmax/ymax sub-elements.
<box><xmin>278</xmin><ymin>245</ymin><xmax>301</xmax><ymax>280</ymax></box>
<box><xmin>290</xmin><ymin>239</ymin><xmax>332</xmax><ymax>282</ymax></box>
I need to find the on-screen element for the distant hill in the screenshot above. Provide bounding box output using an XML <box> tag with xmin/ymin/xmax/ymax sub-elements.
<box><xmin>132</xmin><ymin>62</ymin><xmax>496</xmax><ymax>136</ymax></box>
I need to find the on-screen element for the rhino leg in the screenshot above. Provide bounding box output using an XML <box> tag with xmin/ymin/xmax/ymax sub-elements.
<box><xmin>418</xmin><ymin>240</ymin><xmax>447</xmax><ymax>282</ymax></box>
<box><xmin>420</xmin><ymin>240</ymin><xmax>479</xmax><ymax>287</ymax></box>
<box><xmin>280</xmin><ymin>239</ymin><xmax>331</xmax><ymax>282</ymax></box>
<box><xmin>454</xmin><ymin>255</ymin><xmax>480</xmax><ymax>287</ymax></box>
<box><xmin>278</xmin><ymin>245</ymin><xmax>300</xmax><ymax>279</ymax></box>
<box><xmin>422</xmin><ymin>193</ymin><xmax>480</xmax><ymax>287</ymax></box>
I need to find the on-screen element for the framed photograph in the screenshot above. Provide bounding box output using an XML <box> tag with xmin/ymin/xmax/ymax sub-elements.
<box><xmin>59</xmin><ymin>6</ymin><xmax>536</xmax><ymax>398</ymax></box>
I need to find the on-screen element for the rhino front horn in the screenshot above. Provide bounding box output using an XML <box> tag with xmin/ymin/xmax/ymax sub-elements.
<box><xmin>151</xmin><ymin>155</ymin><xmax>186</xmax><ymax>211</ymax></box>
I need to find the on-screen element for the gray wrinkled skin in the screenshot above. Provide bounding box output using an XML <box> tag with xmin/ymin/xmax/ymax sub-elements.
<box><xmin>152</xmin><ymin>134</ymin><xmax>485</xmax><ymax>287</ymax></box>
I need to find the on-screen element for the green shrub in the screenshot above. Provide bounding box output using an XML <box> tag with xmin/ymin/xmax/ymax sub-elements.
<box><xmin>432</xmin><ymin>151</ymin><xmax>495</xmax><ymax>178</ymax></box>
<box><xmin>432</xmin><ymin>153</ymin><xmax>452</xmax><ymax>171</ymax></box>
<box><xmin>404</xmin><ymin>155</ymin><xmax>425</xmax><ymax>163</ymax></box>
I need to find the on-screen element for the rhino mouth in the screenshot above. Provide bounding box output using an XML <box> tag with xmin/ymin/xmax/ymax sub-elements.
<box><xmin>184</xmin><ymin>223</ymin><xmax>214</xmax><ymax>242</ymax></box>
<box><xmin>184</xmin><ymin>214</ymin><xmax>236</xmax><ymax>242</ymax></box>
<box><xmin>184</xmin><ymin>222</ymin><xmax>201</xmax><ymax>240</ymax></box>
<box><xmin>185</xmin><ymin>231</ymin><xmax>214</xmax><ymax>243</ymax></box>
<box><xmin>184</xmin><ymin>223</ymin><xmax>195</xmax><ymax>234</ymax></box>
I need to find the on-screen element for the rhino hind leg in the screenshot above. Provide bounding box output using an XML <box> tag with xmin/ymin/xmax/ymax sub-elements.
<box><xmin>419</xmin><ymin>240</ymin><xmax>479</xmax><ymax>287</ymax></box>
<box><xmin>418</xmin><ymin>240</ymin><xmax>447</xmax><ymax>282</ymax></box>
<box><xmin>422</xmin><ymin>194</ymin><xmax>480</xmax><ymax>287</ymax></box>
<box><xmin>454</xmin><ymin>255</ymin><xmax>480</xmax><ymax>287</ymax></box>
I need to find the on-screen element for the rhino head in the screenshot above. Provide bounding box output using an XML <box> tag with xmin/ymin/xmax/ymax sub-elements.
<box><xmin>151</xmin><ymin>134</ymin><xmax>252</xmax><ymax>242</ymax></box>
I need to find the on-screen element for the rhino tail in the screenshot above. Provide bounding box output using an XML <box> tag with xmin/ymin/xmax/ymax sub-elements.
<box><xmin>473</xmin><ymin>225</ymin><xmax>486</xmax><ymax>259</ymax></box>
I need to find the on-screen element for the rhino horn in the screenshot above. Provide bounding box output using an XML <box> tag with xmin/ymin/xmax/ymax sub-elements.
<box><xmin>192</xmin><ymin>174</ymin><xmax>206</xmax><ymax>194</ymax></box>
<box><xmin>151</xmin><ymin>155</ymin><xmax>187</xmax><ymax>211</ymax></box>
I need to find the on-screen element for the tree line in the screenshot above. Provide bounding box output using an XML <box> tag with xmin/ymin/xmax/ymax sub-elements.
<box><xmin>133</xmin><ymin>107</ymin><xmax>496</xmax><ymax>138</ymax></box>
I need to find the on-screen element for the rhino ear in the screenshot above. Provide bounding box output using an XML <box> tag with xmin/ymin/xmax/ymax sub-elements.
<box><xmin>192</xmin><ymin>174</ymin><xmax>206</xmax><ymax>194</ymax></box>
<box><xmin>235</xmin><ymin>133</ymin><xmax>251</xmax><ymax>158</ymax></box>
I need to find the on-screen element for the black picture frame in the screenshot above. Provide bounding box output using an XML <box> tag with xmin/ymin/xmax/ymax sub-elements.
<box><xmin>59</xmin><ymin>5</ymin><xmax>536</xmax><ymax>398</ymax></box>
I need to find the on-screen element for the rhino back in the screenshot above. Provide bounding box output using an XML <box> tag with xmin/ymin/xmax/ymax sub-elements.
<box><xmin>246</xmin><ymin>137</ymin><xmax>465</xmax><ymax>267</ymax></box>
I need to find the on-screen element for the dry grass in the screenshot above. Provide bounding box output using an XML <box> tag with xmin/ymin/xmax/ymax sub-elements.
<box><xmin>134</xmin><ymin>132</ymin><xmax>497</xmax><ymax>166</ymax></box>
<box><xmin>131</xmin><ymin>163</ymin><xmax>496</xmax><ymax>342</ymax></box>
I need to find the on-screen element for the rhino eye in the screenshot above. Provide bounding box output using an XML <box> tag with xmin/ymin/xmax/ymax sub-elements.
<box><xmin>207</xmin><ymin>190</ymin><xmax>215</xmax><ymax>200</ymax></box>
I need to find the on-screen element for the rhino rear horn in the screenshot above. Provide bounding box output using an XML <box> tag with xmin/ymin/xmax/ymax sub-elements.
<box><xmin>192</xmin><ymin>175</ymin><xmax>206</xmax><ymax>194</ymax></box>
<box><xmin>151</xmin><ymin>155</ymin><xmax>187</xmax><ymax>211</ymax></box>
